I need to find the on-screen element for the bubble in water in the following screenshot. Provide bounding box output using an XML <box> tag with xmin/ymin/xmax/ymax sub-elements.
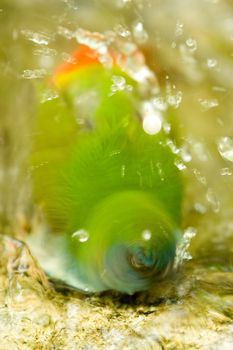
<box><xmin>217</xmin><ymin>137</ymin><xmax>233</xmax><ymax>162</ymax></box>
<box><xmin>132</xmin><ymin>21</ymin><xmax>148</xmax><ymax>43</ymax></box>
<box><xmin>141</xmin><ymin>102</ymin><xmax>162</xmax><ymax>135</ymax></box>
<box><xmin>72</xmin><ymin>229</ymin><xmax>89</xmax><ymax>243</ymax></box>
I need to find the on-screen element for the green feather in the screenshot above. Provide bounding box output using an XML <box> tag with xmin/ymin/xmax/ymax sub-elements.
<box><xmin>30</xmin><ymin>63</ymin><xmax>182</xmax><ymax>293</ymax></box>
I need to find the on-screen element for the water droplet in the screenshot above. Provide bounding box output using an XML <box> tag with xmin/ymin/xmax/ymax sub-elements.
<box><xmin>21</xmin><ymin>29</ymin><xmax>51</xmax><ymax>45</ymax></box>
<box><xmin>180</xmin><ymin>146</ymin><xmax>192</xmax><ymax>163</ymax></box>
<box><xmin>186</xmin><ymin>38</ymin><xmax>197</xmax><ymax>52</ymax></box>
<box><xmin>63</xmin><ymin>0</ymin><xmax>78</xmax><ymax>10</ymax></box>
<box><xmin>206</xmin><ymin>188</ymin><xmax>220</xmax><ymax>213</ymax></box>
<box><xmin>151</xmin><ymin>97</ymin><xmax>167</xmax><ymax>111</ymax></box>
<box><xmin>141</xmin><ymin>102</ymin><xmax>162</xmax><ymax>135</ymax></box>
<box><xmin>217</xmin><ymin>137</ymin><xmax>233</xmax><ymax>162</ymax></box>
<box><xmin>142</xmin><ymin>230</ymin><xmax>152</xmax><ymax>241</ymax></box>
<box><xmin>33</xmin><ymin>47</ymin><xmax>57</xmax><ymax>57</ymax></box>
<box><xmin>57</xmin><ymin>26</ymin><xmax>74</xmax><ymax>40</ymax></box>
<box><xmin>61</xmin><ymin>52</ymin><xmax>77</xmax><ymax>64</ymax></box>
<box><xmin>174</xmin><ymin>227</ymin><xmax>197</xmax><ymax>268</ymax></box>
<box><xmin>132</xmin><ymin>21</ymin><xmax>148</xmax><ymax>43</ymax></box>
<box><xmin>193</xmin><ymin>168</ymin><xmax>207</xmax><ymax>185</ymax></box>
<box><xmin>163</xmin><ymin>122</ymin><xmax>171</xmax><ymax>134</ymax></box>
<box><xmin>114</xmin><ymin>24</ymin><xmax>131</xmax><ymax>38</ymax></box>
<box><xmin>156</xmin><ymin>162</ymin><xmax>165</xmax><ymax>181</ymax></box>
<box><xmin>199</xmin><ymin>98</ymin><xmax>219</xmax><ymax>111</ymax></box>
<box><xmin>40</xmin><ymin>89</ymin><xmax>59</xmax><ymax>103</ymax></box>
<box><xmin>110</xmin><ymin>149</ymin><xmax>121</xmax><ymax>156</ymax></box>
<box><xmin>212</xmin><ymin>86</ymin><xmax>226</xmax><ymax>93</ymax></box>
<box><xmin>174</xmin><ymin>159</ymin><xmax>186</xmax><ymax>171</ymax></box>
<box><xmin>21</xmin><ymin>69</ymin><xmax>47</xmax><ymax>79</ymax></box>
<box><xmin>171</xmin><ymin>41</ymin><xmax>176</xmax><ymax>49</ymax></box>
<box><xmin>12</xmin><ymin>29</ymin><xmax>18</xmax><ymax>40</ymax></box>
<box><xmin>168</xmin><ymin>90</ymin><xmax>183</xmax><ymax>108</ymax></box>
<box><xmin>175</xmin><ymin>21</ymin><xmax>184</xmax><ymax>36</ymax></box>
<box><xmin>72</xmin><ymin>229</ymin><xmax>89</xmax><ymax>243</ymax></box>
<box><xmin>166</xmin><ymin>139</ymin><xmax>180</xmax><ymax>155</ymax></box>
<box><xmin>193</xmin><ymin>142</ymin><xmax>208</xmax><ymax>162</ymax></box>
<box><xmin>130</xmin><ymin>65</ymin><xmax>155</xmax><ymax>85</ymax></box>
<box><xmin>220</xmin><ymin>167</ymin><xmax>232</xmax><ymax>176</ymax></box>
<box><xmin>207</xmin><ymin>58</ymin><xmax>218</xmax><ymax>69</ymax></box>
<box><xmin>111</xmin><ymin>75</ymin><xmax>126</xmax><ymax>93</ymax></box>
<box><xmin>115</xmin><ymin>0</ymin><xmax>132</xmax><ymax>7</ymax></box>
<box><xmin>194</xmin><ymin>202</ymin><xmax>207</xmax><ymax>214</ymax></box>
<box><xmin>75</xmin><ymin>28</ymin><xmax>106</xmax><ymax>53</ymax></box>
<box><xmin>39</xmin><ymin>55</ymin><xmax>54</xmax><ymax>69</ymax></box>
<box><xmin>121</xmin><ymin>165</ymin><xmax>126</xmax><ymax>178</ymax></box>
<box><xmin>166</xmin><ymin>81</ymin><xmax>182</xmax><ymax>109</ymax></box>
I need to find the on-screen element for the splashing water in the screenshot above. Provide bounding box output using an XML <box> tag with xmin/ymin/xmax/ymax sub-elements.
<box><xmin>72</xmin><ymin>229</ymin><xmax>89</xmax><ymax>243</ymax></box>
<box><xmin>218</xmin><ymin>137</ymin><xmax>233</xmax><ymax>162</ymax></box>
<box><xmin>1</xmin><ymin>0</ymin><xmax>233</xmax><ymax>348</ymax></box>
<box><xmin>174</xmin><ymin>227</ymin><xmax>197</xmax><ymax>269</ymax></box>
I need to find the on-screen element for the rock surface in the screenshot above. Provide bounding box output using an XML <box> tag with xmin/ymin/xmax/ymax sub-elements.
<box><xmin>0</xmin><ymin>233</ymin><xmax>233</xmax><ymax>350</ymax></box>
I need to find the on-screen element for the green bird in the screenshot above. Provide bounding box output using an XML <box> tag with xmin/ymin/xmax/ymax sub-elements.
<box><xmin>30</xmin><ymin>44</ymin><xmax>183</xmax><ymax>294</ymax></box>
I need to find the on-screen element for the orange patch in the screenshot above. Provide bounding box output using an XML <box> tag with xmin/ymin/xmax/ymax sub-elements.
<box><xmin>53</xmin><ymin>44</ymin><xmax>142</xmax><ymax>88</ymax></box>
<box><xmin>55</xmin><ymin>45</ymin><xmax>100</xmax><ymax>76</ymax></box>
